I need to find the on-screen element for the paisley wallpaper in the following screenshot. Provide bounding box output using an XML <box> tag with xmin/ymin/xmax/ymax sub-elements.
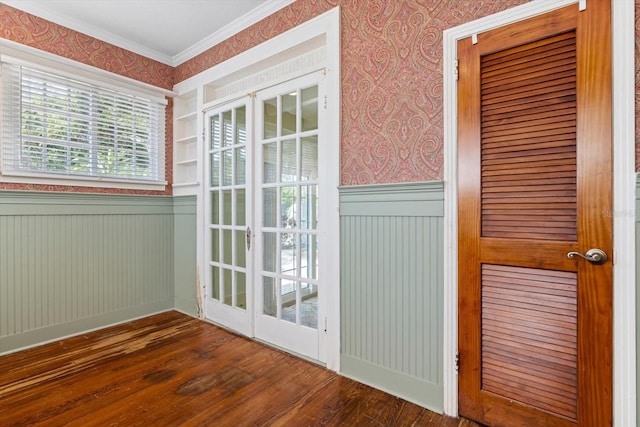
<box><xmin>177</xmin><ymin>0</ymin><xmax>538</xmax><ymax>185</ymax></box>
<box><xmin>0</xmin><ymin>1</ymin><xmax>637</xmax><ymax>191</ymax></box>
<box><xmin>0</xmin><ymin>3</ymin><xmax>173</xmax><ymax>195</ymax></box>
<box><xmin>0</xmin><ymin>4</ymin><xmax>173</xmax><ymax>90</ymax></box>
<box><xmin>178</xmin><ymin>0</ymin><xmax>640</xmax><ymax>184</ymax></box>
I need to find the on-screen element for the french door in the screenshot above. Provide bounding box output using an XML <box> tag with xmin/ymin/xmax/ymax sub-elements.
<box><xmin>204</xmin><ymin>98</ymin><xmax>253</xmax><ymax>336</ymax></box>
<box><xmin>253</xmin><ymin>73</ymin><xmax>324</xmax><ymax>361</ymax></box>
<box><xmin>204</xmin><ymin>71</ymin><xmax>326</xmax><ymax>362</ymax></box>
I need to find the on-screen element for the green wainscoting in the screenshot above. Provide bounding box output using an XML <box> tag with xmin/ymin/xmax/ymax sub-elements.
<box><xmin>339</xmin><ymin>181</ymin><xmax>444</xmax><ymax>412</ymax></box>
<box><xmin>173</xmin><ymin>195</ymin><xmax>197</xmax><ymax>316</ymax></box>
<box><xmin>637</xmin><ymin>174</ymin><xmax>640</xmax><ymax>416</ymax></box>
<box><xmin>0</xmin><ymin>191</ymin><xmax>176</xmax><ymax>354</ymax></box>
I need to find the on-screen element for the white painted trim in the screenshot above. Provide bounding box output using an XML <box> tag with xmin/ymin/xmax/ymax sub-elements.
<box><xmin>323</xmin><ymin>7</ymin><xmax>342</xmax><ymax>373</ymax></box>
<box><xmin>0</xmin><ymin>38</ymin><xmax>174</xmax><ymax>97</ymax></box>
<box><xmin>2</xmin><ymin>0</ymin><xmax>295</xmax><ymax>66</ymax></box>
<box><xmin>579</xmin><ymin>0</ymin><xmax>587</xmax><ymax>11</ymax></box>
<box><xmin>0</xmin><ymin>173</ymin><xmax>167</xmax><ymax>192</ymax></box>
<box><xmin>443</xmin><ymin>1</ymin><xmax>636</xmax><ymax>423</ymax></box>
<box><xmin>442</xmin><ymin>20</ymin><xmax>459</xmax><ymax>418</ymax></box>
<box><xmin>1</xmin><ymin>0</ymin><xmax>174</xmax><ymax>65</ymax></box>
<box><xmin>182</xmin><ymin>7</ymin><xmax>341</xmax><ymax>373</ymax></box>
<box><xmin>173</xmin><ymin>0</ymin><xmax>296</xmax><ymax>66</ymax></box>
<box><xmin>174</xmin><ymin>8</ymin><xmax>339</xmax><ymax>92</ymax></box>
<box><xmin>612</xmin><ymin>0</ymin><xmax>637</xmax><ymax>425</ymax></box>
<box><xmin>205</xmin><ymin>47</ymin><xmax>327</xmax><ymax>103</ymax></box>
<box><xmin>0</xmin><ymin>38</ymin><xmax>171</xmax><ymax>192</ymax></box>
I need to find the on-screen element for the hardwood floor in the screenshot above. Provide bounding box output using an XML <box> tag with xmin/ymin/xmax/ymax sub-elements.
<box><xmin>0</xmin><ymin>311</ymin><xmax>479</xmax><ymax>426</ymax></box>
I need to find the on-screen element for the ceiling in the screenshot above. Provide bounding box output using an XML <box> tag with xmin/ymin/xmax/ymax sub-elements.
<box><xmin>2</xmin><ymin>0</ymin><xmax>295</xmax><ymax>66</ymax></box>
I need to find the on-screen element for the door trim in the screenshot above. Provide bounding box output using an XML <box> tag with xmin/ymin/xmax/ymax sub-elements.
<box><xmin>442</xmin><ymin>0</ymin><xmax>636</xmax><ymax>424</ymax></box>
<box><xmin>179</xmin><ymin>7</ymin><xmax>341</xmax><ymax>371</ymax></box>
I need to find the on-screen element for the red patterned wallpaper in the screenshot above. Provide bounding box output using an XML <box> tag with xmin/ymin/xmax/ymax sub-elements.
<box><xmin>0</xmin><ymin>3</ymin><xmax>174</xmax><ymax>195</ymax></box>
<box><xmin>176</xmin><ymin>0</ymin><xmax>533</xmax><ymax>185</ymax></box>
<box><xmin>0</xmin><ymin>4</ymin><xmax>173</xmax><ymax>90</ymax></box>
<box><xmin>179</xmin><ymin>0</ymin><xmax>640</xmax><ymax>183</ymax></box>
<box><xmin>0</xmin><ymin>1</ymin><xmax>638</xmax><ymax>192</ymax></box>
<box><xmin>340</xmin><ymin>0</ymin><xmax>534</xmax><ymax>184</ymax></box>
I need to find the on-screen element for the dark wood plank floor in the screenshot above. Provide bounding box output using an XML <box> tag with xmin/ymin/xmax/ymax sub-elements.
<box><xmin>0</xmin><ymin>311</ymin><xmax>479</xmax><ymax>426</ymax></box>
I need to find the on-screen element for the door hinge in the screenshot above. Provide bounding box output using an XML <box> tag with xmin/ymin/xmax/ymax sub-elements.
<box><xmin>323</xmin><ymin>95</ymin><xmax>327</xmax><ymax>110</ymax></box>
<box><xmin>202</xmin><ymin>129</ymin><xmax>205</xmax><ymax>141</ymax></box>
<box><xmin>324</xmin><ymin>317</ymin><xmax>328</xmax><ymax>333</ymax></box>
<box><xmin>455</xmin><ymin>351</ymin><xmax>460</xmax><ymax>373</ymax></box>
<box><xmin>454</xmin><ymin>60</ymin><xmax>459</xmax><ymax>81</ymax></box>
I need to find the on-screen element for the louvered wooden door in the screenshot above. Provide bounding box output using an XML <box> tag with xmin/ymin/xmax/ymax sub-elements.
<box><xmin>457</xmin><ymin>3</ymin><xmax>612</xmax><ymax>426</ymax></box>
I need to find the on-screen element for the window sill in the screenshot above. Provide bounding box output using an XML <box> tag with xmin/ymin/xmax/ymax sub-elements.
<box><xmin>0</xmin><ymin>172</ymin><xmax>168</xmax><ymax>192</ymax></box>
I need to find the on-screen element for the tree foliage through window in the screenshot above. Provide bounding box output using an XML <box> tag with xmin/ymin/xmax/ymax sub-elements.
<box><xmin>2</xmin><ymin>63</ymin><xmax>165</xmax><ymax>183</ymax></box>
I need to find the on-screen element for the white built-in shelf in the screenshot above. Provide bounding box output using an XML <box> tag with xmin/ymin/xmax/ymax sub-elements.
<box><xmin>176</xmin><ymin>135</ymin><xmax>197</xmax><ymax>144</ymax></box>
<box><xmin>173</xmin><ymin>89</ymin><xmax>199</xmax><ymax>192</ymax></box>
<box><xmin>173</xmin><ymin>181</ymin><xmax>200</xmax><ymax>188</ymax></box>
<box><xmin>177</xmin><ymin>111</ymin><xmax>197</xmax><ymax>121</ymax></box>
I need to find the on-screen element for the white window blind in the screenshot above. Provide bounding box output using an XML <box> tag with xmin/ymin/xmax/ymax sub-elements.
<box><xmin>1</xmin><ymin>62</ymin><xmax>166</xmax><ymax>183</ymax></box>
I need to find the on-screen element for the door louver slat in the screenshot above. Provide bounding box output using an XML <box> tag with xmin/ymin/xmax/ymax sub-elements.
<box><xmin>481</xmin><ymin>31</ymin><xmax>575</xmax><ymax>65</ymax></box>
<box><xmin>482</xmin><ymin>107</ymin><xmax>576</xmax><ymax>127</ymax></box>
<box><xmin>480</xmin><ymin>31</ymin><xmax>577</xmax><ymax>241</ymax></box>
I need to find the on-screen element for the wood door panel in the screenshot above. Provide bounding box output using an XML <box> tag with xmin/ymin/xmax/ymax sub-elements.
<box><xmin>480</xmin><ymin>29</ymin><xmax>577</xmax><ymax>243</ymax></box>
<box><xmin>475</xmin><ymin>5</ymin><xmax>577</xmax><ymax>54</ymax></box>
<box><xmin>480</xmin><ymin>239</ymin><xmax>578</xmax><ymax>271</ymax></box>
<box><xmin>458</xmin><ymin>2</ymin><xmax>612</xmax><ymax>426</ymax></box>
<box><xmin>574</xmin><ymin>1</ymin><xmax>613</xmax><ymax>422</ymax></box>
<box><xmin>481</xmin><ymin>265</ymin><xmax>577</xmax><ymax>420</ymax></box>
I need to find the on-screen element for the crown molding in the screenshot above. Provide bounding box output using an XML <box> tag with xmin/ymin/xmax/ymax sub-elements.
<box><xmin>1</xmin><ymin>0</ymin><xmax>175</xmax><ymax>65</ymax></box>
<box><xmin>2</xmin><ymin>0</ymin><xmax>297</xmax><ymax>67</ymax></box>
<box><xmin>172</xmin><ymin>0</ymin><xmax>296</xmax><ymax>66</ymax></box>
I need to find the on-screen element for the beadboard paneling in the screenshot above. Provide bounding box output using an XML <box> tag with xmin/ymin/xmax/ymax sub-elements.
<box><xmin>636</xmin><ymin>174</ymin><xmax>640</xmax><ymax>415</ymax></box>
<box><xmin>173</xmin><ymin>195</ymin><xmax>197</xmax><ymax>316</ymax></box>
<box><xmin>339</xmin><ymin>181</ymin><xmax>444</xmax><ymax>412</ymax></box>
<box><xmin>0</xmin><ymin>191</ymin><xmax>174</xmax><ymax>354</ymax></box>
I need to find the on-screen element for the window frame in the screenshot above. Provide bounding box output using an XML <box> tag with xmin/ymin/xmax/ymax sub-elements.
<box><xmin>0</xmin><ymin>50</ymin><xmax>170</xmax><ymax>191</ymax></box>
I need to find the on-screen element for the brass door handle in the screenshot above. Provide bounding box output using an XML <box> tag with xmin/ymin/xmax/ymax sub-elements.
<box><xmin>567</xmin><ymin>248</ymin><xmax>607</xmax><ymax>264</ymax></box>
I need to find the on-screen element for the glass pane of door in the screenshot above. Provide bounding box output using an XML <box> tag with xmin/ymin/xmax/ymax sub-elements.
<box><xmin>261</xmin><ymin>86</ymin><xmax>319</xmax><ymax>328</ymax></box>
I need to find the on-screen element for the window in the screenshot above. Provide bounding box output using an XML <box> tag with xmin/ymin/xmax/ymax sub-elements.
<box><xmin>1</xmin><ymin>62</ymin><xmax>166</xmax><ymax>185</ymax></box>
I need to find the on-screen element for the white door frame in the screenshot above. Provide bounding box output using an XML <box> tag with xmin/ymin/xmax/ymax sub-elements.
<box><xmin>442</xmin><ymin>0</ymin><xmax>636</xmax><ymax>424</ymax></box>
<box><xmin>184</xmin><ymin>7</ymin><xmax>341</xmax><ymax>372</ymax></box>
